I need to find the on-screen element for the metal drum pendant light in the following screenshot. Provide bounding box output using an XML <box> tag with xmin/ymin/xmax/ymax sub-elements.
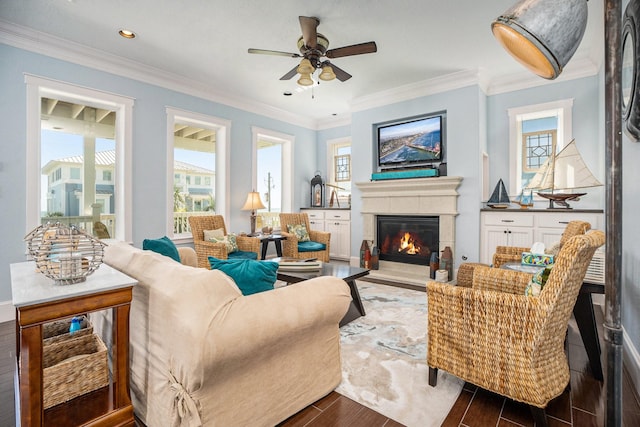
<box><xmin>491</xmin><ymin>0</ymin><xmax>588</xmax><ymax>79</ymax></box>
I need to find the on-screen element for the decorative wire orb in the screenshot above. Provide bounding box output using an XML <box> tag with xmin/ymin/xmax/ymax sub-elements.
<box><xmin>24</xmin><ymin>222</ymin><xmax>106</xmax><ymax>285</ymax></box>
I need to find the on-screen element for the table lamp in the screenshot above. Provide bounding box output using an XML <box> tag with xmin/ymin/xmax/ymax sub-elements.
<box><xmin>241</xmin><ymin>190</ymin><xmax>266</xmax><ymax>235</ymax></box>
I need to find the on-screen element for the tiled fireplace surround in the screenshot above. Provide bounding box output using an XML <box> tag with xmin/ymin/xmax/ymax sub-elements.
<box><xmin>355</xmin><ymin>176</ymin><xmax>463</xmax><ymax>286</ymax></box>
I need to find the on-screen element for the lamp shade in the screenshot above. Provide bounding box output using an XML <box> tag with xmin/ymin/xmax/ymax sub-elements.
<box><xmin>241</xmin><ymin>191</ymin><xmax>266</xmax><ymax>211</ymax></box>
<box><xmin>319</xmin><ymin>64</ymin><xmax>336</xmax><ymax>81</ymax></box>
<box><xmin>297</xmin><ymin>73</ymin><xmax>314</xmax><ymax>86</ymax></box>
<box><xmin>491</xmin><ymin>0</ymin><xmax>588</xmax><ymax>79</ymax></box>
<box><xmin>297</xmin><ymin>58</ymin><xmax>314</xmax><ymax>74</ymax></box>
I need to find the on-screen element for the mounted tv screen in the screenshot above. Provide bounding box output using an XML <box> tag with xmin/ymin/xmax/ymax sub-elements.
<box><xmin>376</xmin><ymin>113</ymin><xmax>445</xmax><ymax>171</ymax></box>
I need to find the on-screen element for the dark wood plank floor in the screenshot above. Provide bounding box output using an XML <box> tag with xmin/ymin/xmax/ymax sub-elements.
<box><xmin>2</xmin><ymin>304</ymin><xmax>639</xmax><ymax>427</ymax></box>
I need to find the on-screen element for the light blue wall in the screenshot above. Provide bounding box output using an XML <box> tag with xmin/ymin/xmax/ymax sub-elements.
<box><xmin>0</xmin><ymin>44</ymin><xmax>316</xmax><ymax>302</ymax></box>
<box><xmin>349</xmin><ymin>85</ymin><xmax>485</xmax><ymax>267</ymax></box>
<box><xmin>486</xmin><ymin>75</ymin><xmax>604</xmax><ymax>209</ymax></box>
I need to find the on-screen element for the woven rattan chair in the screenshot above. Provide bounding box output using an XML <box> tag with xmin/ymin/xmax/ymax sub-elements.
<box><xmin>188</xmin><ymin>215</ymin><xmax>260</xmax><ymax>268</ymax></box>
<box><xmin>427</xmin><ymin>230</ymin><xmax>605</xmax><ymax>427</ymax></box>
<box><xmin>279</xmin><ymin>213</ymin><xmax>331</xmax><ymax>262</ymax></box>
<box><xmin>456</xmin><ymin>220</ymin><xmax>592</xmax><ymax>287</ymax></box>
<box><xmin>493</xmin><ymin>220</ymin><xmax>591</xmax><ymax>268</ymax></box>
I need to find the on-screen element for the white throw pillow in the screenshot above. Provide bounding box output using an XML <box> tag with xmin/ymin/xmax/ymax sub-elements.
<box><xmin>203</xmin><ymin>228</ymin><xmax>225</xmax><ymax>241</ymax></box>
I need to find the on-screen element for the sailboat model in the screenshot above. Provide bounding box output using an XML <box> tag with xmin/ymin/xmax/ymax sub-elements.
<box><xmin>487</xmin><ymin>178</ymin><xmax>510</xmax><ymax>208</ymax></box>
<box><xmin>526</xmin><ymin>139</ymin><xmax>603</xmax><ymax>209</ymax></box>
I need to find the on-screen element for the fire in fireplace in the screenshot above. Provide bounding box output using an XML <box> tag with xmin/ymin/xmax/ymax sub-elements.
<box><xmin>376</xmin><ymin>215</ymin><xmax>439</xmax><ymax>266</ymax></box>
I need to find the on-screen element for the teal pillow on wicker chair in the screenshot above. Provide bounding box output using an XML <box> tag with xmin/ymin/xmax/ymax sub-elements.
<box><xmin>298</xmin><ymin>241</ymin><xmax>326</xmax><ymax>252</ymax></box>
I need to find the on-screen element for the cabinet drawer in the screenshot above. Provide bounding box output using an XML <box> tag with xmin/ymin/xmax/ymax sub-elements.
<box><xmin>324</xmin><ymin>210</ymin><xmax>350</xmax><ymax>221</ymax></box>
<box><xmin>536</xmin><ymin>212</ymin><xmax>602</xmax><ymax>229</ymax></box>
<box><xmin>482</xmin><ymin>213</ymin><xmax>534</xmax><ymax>227</ymax></box>
<box><xmin>304</xmin><ymin>210</ymin><xmax>325</xmax><ymax>220</ymax></box>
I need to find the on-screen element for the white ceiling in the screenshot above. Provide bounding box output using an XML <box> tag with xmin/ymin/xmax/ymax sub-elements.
<box><xmin>0</xmin><ymin>0</ymin><xmax>605</xmax><ymax>126</ymax></box>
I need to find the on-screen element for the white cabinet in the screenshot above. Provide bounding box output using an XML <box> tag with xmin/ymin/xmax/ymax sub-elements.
<box><xmin>481</xmin><ymin>213</ymin><xmax>534</xmax><ymax>264</ymax></box>
<box><xmin>302</xmin><ymin>209</ymin><xmax>351</xmax><ymax>260</ymax></box>
<box><xmin>306</xmin><ymin>210</ymin><xmax>325</xmax><ymax>231</ymax></box>
<box><xmin>480</xmin><ymin>210</ymin><xmax>604</xmax><ymax>265</ymax></box>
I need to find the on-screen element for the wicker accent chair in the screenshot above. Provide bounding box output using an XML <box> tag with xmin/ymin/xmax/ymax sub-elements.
<box><xmin>493</xmin><ymin>220</ymin><xmax>591</xmax><ymax>268</ymax></box>
<box><xmin>456</xmin><ymin>220</ymin><xmax>592</xmax><ymax>287</ymax></box>
<box><xmin>279</xmin><ymin>213</ymin><xmax>331</xmax><ymax>262</ymax></box>
<box><xmin>188</xmin><ymin>215</ymin><xmax>260</xmax><ymax>269</ymax></box>
<box><xmin>427</xmin><ymin>230</ymin><xmax>605</xmax><ymax>426</ymax></box>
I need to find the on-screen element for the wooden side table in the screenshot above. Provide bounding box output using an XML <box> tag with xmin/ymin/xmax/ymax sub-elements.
<box><xmin>11</xmin><ymin>262</ymin><xmax>137</xmax><ymax>426</ymax></box>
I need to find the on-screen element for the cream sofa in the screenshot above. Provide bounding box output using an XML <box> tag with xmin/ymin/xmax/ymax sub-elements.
<box><xmin>100</xmin><ymin>241</ymin><xmax>352</xmax><ymax>427</ymax></box>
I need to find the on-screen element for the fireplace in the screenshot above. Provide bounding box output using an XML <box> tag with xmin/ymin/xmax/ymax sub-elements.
<box><xmin>355</xmin><ymin>176</ymin><xmax>462</xmax><ymax>286</ymax></box>
<box><xmin>377</xmin><ymin>215</ymin><xmax>439</xmax><ymax>266</ymax></box>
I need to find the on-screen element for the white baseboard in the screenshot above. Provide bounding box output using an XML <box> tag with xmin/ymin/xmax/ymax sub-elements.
<box><xmin>0</xmin><ymin>300</ymin><xmax>15</xmax><ymax>323</ymax></box>
<box><xmin>623</xmin><ymin>325</ymin><xmax>640</xmax><ymax>399</ymax></box>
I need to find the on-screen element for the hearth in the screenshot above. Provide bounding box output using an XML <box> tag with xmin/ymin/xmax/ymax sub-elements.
<box><xmin>376</xmin><ymin>215</ymin><xmax>439</xmax><ymax>266</ymax></box>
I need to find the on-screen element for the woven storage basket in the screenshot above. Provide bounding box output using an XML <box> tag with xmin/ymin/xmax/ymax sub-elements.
<box><xmin>43</xmin><ymin>315</ymin><xmax>93</xmax><ymax>346</ymax></box>
<box><xmin>43</xmin><ymin>333</ymin><xmax>108</xmax><ymax>409</ymax></box>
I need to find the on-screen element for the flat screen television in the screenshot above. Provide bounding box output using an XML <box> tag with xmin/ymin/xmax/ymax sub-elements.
<box><xmin>375</xmin><ymin>112</ymin><xmax>445</xmax><ymax>171</ymax></box>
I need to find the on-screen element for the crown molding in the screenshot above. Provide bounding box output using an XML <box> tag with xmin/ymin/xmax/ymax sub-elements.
<box><xmin>0</xmin><ymin>20</ymin><xmax>317</xmax><ymax>129</ymax></box>
<box><xmin>316</xmin><ymin>115</ymin><xmax>352</xmax><ymax>130</ymax></box>
<box><xmin>350</xmin><ymin>69</ymin><xmax>482</xmax><ymax>113</ymax></box>
<box><xmin>485</xmin><ymin>56</ymin><xmax>601</xmax><ymax>96</ymax></box>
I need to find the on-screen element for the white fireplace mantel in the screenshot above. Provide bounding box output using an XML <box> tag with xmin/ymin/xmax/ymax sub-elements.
<box><xmin>355</xmin><ymin>176</ymin><xmax>463</xmax><ymax>285</ymax></box>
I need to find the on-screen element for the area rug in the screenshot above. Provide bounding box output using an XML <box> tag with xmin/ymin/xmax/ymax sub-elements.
<box><xmin>336</xmin><ymin>281</ymin><xmax>464</xmax><ymax>427</ymax></box>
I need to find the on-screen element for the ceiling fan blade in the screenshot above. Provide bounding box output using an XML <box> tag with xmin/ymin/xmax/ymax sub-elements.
<box><xmin>299</xmin><ymin>16</ymin><xmax>319</xmax><ymax>49</ymax></box>
<box><xmin>326</xmin><ymin>41</ymin><xmax>377</xmax><ymax>59</ymax></box>
<box><xmin>279</xmin><ymin>65</ymin><xmax>299</xmax><ymax>81</ymax></box>
<box><xmin>329</xmin><ymin>63</ymin><xmax>352</xmax><ymax>82</ymax></box>
<box><xmin>248</xmin><ymin>48</ymin><xmax>301</xmax><ymax>58</ymax></box>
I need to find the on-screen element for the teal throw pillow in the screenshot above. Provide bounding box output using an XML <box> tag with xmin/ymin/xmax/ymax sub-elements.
<box><xmin>208</xmin><ymin>257</ymin><xmax>278</xmax><ymax>295</ymax></box>
<box><xmin>207</xmin><ymin>233</ymin><xmax>238</xmax><ymax>253</ymax></box>
<box><xmin>142</xmin><ymin>236</ymin><xmax>181</xmax><ymax>262</ymax></box>
<box><xmin>287</xmin><ymin>224</ymin><xmax>310</xmax><ymax>242</ymax></box>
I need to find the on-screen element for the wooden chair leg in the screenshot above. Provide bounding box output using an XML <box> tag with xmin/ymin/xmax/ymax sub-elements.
<box><xmin>428</xmin><ymin>367</ymin><xmax>438</xmax><ymax>386</ymax></box>
<box><xmin>529</xmin><ymin>406</ymin><xmax>548</xmax><ymax>427</ymax></box>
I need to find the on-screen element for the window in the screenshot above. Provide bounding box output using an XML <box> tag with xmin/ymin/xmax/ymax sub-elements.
<box><xmin>326</xmin><ymin>138</ymin><xmax>352</xmax><ymax>207</ymax></box>
<box><xmin>167</xmin><ymin>108</ymin><xmax>230</xmax><ymax>238</ymax></box>
<box><xmin>252</xmin><ymin>127</ymin><xmax>293</xmax><ymax>229</ymax></box>
<box><xmin>508</xmin><ymin>99</ymin><xmax>573</xmax><ymax>195</ymax></box>
<box><xmin>26</xmin><ymin>75</ymin><xmax>133</xmax><ymax>241</ymax></box>
<box><xmin>103</xmin><ymin>170</ymin><xmax>112</xmax><ymax>182</ymax></box>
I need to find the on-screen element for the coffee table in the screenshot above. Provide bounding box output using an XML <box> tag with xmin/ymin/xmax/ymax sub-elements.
<box><xmin>276</xmin><ymin>261</ymin><xmax>369</xmax><ymax>327</ymax></box>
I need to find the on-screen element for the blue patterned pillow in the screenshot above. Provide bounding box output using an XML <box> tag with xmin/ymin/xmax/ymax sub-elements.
<box><xmin>287</xmin><ymin>224</ymin><xmax>310</xmax><ymax>242</ymax></box>
<box><xmin>207</xmin><ymin>233</ymin><xmax>238</xmax><ymax>253</ymax></box>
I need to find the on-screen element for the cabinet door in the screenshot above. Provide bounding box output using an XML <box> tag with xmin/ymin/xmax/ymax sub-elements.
<box><xmin>482</xmin><ymin>227</ymin><xmax>533</xmax><ymax>264</ymax></box>
<box><xmin>308</xmin><ymin>219</ymin><xmax>325</xmax><ymax>231</ymax></box>
<box><xmin>325</xmin><ymin>220</ymin><xmax>350</xmax><ymax>259</ymax></box>
<box><xmin>482</xmin><ymin>227</ymin><xmax>510</xmax><ymax>264</ymax></box>
<box><xmin>534</xmin><ymin>228</ymin><xmax>564</xmax><ymax>248</ymax></box>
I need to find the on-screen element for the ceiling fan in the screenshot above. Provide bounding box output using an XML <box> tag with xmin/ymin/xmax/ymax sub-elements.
<box><xmin>248</xmin><ymin>16</ymin><xmax>377</xmax><ymax>86</ymax></box>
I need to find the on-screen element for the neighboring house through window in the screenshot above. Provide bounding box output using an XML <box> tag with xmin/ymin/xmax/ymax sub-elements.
<box><xmin>167</xmin><ymin>108</ymin><xmax>230</xmax><ymax>238</ymax></box>
<box><xmin>26</xmin><ymin>75</ymin><xmax>133</xmax><ymax>241</ymax></box>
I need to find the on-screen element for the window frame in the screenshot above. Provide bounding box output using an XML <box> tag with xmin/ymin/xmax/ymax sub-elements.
<box><xmin>251</xmin><ymin>126</ymin><xmax>293</xmax><ymax>215</ymax></box>
<box><xmin>166</xmin><ymin>107</ymin><xmax>231</xmax><ymax>240</ymax></box>
<box><xmin>25</xmin><ymin>74</ymin><xmax>133</xmax><ymax>241</ymax></box>
<box><xmin>508</xmin><ymin>99</ymin><xmax>573</xmax><ymax>196</ymax></box>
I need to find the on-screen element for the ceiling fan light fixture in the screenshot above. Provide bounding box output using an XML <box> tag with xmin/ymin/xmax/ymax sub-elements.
<box><xmin>319</xmin><ymin>64</ymin><xmax>336</xmax><ymax>81</ymax></box>
<box><xmin>297</xmin><ymin>73</ymin><xmax>314</xmax><ymax>86</ymax></box>
<box><xmin>297</xmin><ymin>58</ymin><xmax>314</xmax><ymax>74</ymax></box>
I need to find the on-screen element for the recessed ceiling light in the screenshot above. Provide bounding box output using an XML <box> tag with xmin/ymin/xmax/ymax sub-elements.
<box><xmin>118</xmin><ymin>29</ymin><xmax>136</xmax><ymax>39</ymax></box>
<box><xmin>283</xmin><ymin>91</ymin><xmax>292</xmax><ymax>96</ymax></box>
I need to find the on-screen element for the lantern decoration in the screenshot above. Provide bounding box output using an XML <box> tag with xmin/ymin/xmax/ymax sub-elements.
<box><xmin>310</xmin><ymin>174</ymin><xmax>324</xmax><ymax>207</ymax></box>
